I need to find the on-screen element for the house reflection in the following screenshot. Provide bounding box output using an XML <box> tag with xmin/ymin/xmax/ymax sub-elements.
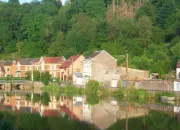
<box><xmin>0</xmin><ymin>94</ymin><xmax>154</xmax><ymax>130</ymax></box>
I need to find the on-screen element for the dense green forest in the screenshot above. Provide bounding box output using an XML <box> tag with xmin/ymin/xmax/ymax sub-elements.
<box><xmin>0</xmin><ymin>0</ymin><xmax>180</xmax><ymax>75</ymax></box>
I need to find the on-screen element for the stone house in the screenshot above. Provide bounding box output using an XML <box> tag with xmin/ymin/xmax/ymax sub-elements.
<box><xmin>83</xmin><ymin>50</ymin><xmax>120</xmax><ymax>88</ymax></box>
<box><xmin>60</xmin><ymin>55</ymin><xmax>84</xmax><ymax>83</ymax></box>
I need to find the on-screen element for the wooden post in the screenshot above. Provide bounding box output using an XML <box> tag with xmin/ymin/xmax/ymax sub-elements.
<box><xmin>125</xmin><ymin>54</ymin><xmax>128</xmax><ymax>130</ymax></box>
<box><xmin>126</xmin><ymin>54</ymin><xmax>128</xmax><ymax>88</ymax></box>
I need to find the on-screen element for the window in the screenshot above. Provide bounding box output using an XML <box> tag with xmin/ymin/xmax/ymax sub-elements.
<box><xmin>50</xmin><ymin>65</ymin><xmax>52</xmax><ymax>70</ymax></box>
<box><xmin>104</xmin><ymin>70</ymin><xmax>108</xmax><ymax>74</ymax></box>
<box><xmin>111</xmin><ymin>79</ymin><xmax>118</xmax><ymax>88</ymax></box>
<box><xmin>116</xmin><ymin>70</ymin><xmax>120</xmax><ymax>74</ymax></box>
<box><xmin>80</xmin><ymin>61</ymin><xmax>83</xmax><ymax>65</ymax></box>
<box><xmin>7</xmin><ymin>68</ymin><xmax>9</xmax><ymax>71</ymax></box>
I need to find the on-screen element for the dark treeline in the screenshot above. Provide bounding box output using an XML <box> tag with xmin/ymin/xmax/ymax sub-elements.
<box><xmin>0</xmin><ymin>0</ymin><xmax>180</xmax><ymax>75</ymax></box>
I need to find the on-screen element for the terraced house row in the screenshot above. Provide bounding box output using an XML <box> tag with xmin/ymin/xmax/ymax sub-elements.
<box><xmin>0</xmin><ymin>50</ymin><xmax>149</xmax><ymax>87</ymax></box>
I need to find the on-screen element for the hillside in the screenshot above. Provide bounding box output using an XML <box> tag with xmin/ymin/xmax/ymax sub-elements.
<box><xmin>0</xmin><ymin>0</ymin><xmax>180</xmax><ymax>75</ymax></box>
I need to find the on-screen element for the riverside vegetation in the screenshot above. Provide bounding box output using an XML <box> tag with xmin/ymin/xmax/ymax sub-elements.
<box><xmin>0</xmin><ymin>0</ymin><xmax>180</xmax><ymax>77</ymax></box>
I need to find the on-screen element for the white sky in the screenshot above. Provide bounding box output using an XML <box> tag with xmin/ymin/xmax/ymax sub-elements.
<box><xmin>0</xmin><ymin>0</ymin><xmax>66</xmax><ymax>5</ymax></box>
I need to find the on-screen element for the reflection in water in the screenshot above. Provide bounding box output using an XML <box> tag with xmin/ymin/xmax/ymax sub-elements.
<box><xmin>1</xmin><ymin>93</ymin><xmax>180</xmax><ymax>130</ymax></box>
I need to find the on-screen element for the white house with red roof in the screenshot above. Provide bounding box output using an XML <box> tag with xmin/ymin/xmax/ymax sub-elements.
<box><xmin>38</xmin><ymin>56</ymin><xmax>66</xmax><ymax>78</ymax></box>
<box><xmin>60</xmin><ymin>55</ymin><xmax>84</xmax><ymax>83</ymax></box>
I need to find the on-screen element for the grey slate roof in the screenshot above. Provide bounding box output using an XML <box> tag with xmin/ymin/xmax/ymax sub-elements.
<box><xmin>0</xmin><ymin>61</ymin><xmax>5</xmax><ymax>73</ymax></box>
<box><xmin>74</xmin><ymin>101</ymin><xmax>82</xmax><ymax>106</ymax></box>
<box><xmin>87</xmin><ymin>51</ymin><xmax>102</xmax><ymax>59</ymax></box>
<box><xmin>0</xmin><ymin>64</ymin><xmax>5</xmax><ymax>73</ymax></box>
<box><xmin>74</xmin><ymin>72</ymin><xmax>82</xmax><ymax>78</ymax></box>
<box><xmin>4</xmin><ymin>61</ymin><xmax>13</xmax><ymax>66</ymax></box>
<box><xmin>17</xmin><ymin>58</ymin><xmax>35</xmax><ymax>65</ymax></box>
<box><xmin>19</xmin><ymin>107</ymin><xmax>32</xmax><ymax>113</ymax></box>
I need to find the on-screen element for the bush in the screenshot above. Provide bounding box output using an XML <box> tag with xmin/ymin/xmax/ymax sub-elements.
<box><xmin>85</xmin><ymin>80</ymin><xmax>107</xmax><ymax>105</ymax></box>
<box><xmin>155</xmin><ymin>92</ymin><xmax>176</xmax><ymax>101</ymax></box>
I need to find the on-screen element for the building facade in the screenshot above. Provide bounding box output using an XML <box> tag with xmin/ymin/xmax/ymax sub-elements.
<box><xmin>83</xmin><ymin>50</ymin><xmax>120</xmax><ymax>88</ymax></box>
<box><xmin>38</xmin><ymin>56</ymin><xmax>66</xmax><ymax>78</ymax></box>
<box><xmin>60</xmin><ymin>55</ymin><xmax>84</xmax><ymax>82</ymax></box>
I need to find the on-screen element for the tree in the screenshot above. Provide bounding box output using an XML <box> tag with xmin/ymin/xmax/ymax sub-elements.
<box><xmin>25</xmin><ymin>70</ymin><xmax>40</xmax><ymax>81</ymax></box>
<box><xmin>0</xmin><ymin>120</ymin><xmax>14</xmax><ymax>130</ymax></box>
<box><xmin>85</xmin><ymin>0</ymin><xmax>105</xmax><ymax>19</ymax></box>
<box><xmin>137</xmin><ymin>16</ymin><xmax>152</xmax><ymax>51</ymax></box>
<box><xmin>132</xmin><ymin>55</ymin><xmax>152</xmax><ymax>70</ymax></box>
<box><xmin>85</xmin><ymin>80</ymin><xmax>107</xmax><ymax>105</ymax></box>
<box><xmin>41</xmin><ymin>71</ymin><xmax>51</xmax><ymax>86</ymax></box>
<box><xmin>171</xmin><ymin>42</ymin><xmax>180</xmax><ymax>67</ymax></box>
<box><xmin>53</xmin><ymin>5</ymin><xmax>71</xmax><ymax>33</ymax></box>
<box><xmin>41</xmin><ymin>92</ymin><xmax>50</xmax><ymax>106</ymax></box>
<box><xmin>156</xmin><ymin>0</ymin><xmax>177</xmax><ymax>28</ymax></box>
<box><xmin>67</xmin><ymin>13</ymin><xmax>96</xmax><ymax>53</ymax></box>
<box><xmin>48</xmin><ymin>32</ymin><xmax>68</xmax><ymax>56</ymax></box>
<box><xmin>8</xmin><ymin>0</ymin><xmax>19</xmax><ymax>4</ymax></box>
<box><xmin>136</xmin><ymin>1</ymin><xmax>156</xmax><ymax>23</ymax></box>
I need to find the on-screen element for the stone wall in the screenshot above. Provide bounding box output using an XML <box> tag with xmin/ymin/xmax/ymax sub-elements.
<box><xmin>138</xmin><ymin>80</ymin><xmax>174</xmax><ymax>91</ymax></box>
<box><xmin>118</xmin><ymin>67</ymin><xmax>149</xmax><ymax>81</ymax></box>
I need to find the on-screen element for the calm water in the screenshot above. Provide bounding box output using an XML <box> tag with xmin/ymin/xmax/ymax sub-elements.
<box><xmin>1</xmin><ymin>92</ymin><xmax>180</xmax><ymax>130</ymax></box>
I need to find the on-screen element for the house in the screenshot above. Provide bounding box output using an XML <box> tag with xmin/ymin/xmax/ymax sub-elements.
<box><xmin>59</xmin><ymin>96</ymin><xmax>82</xmax><ymax>120</ymax></box>
<box><xmin>38</xmin><ymin>56</ymin><xmax>66</xmax><ymax>78</ymax></box>
<box><xmin>174</xmin><ymin>81</ymin><xmax>180</xmax><ymax>91</ymax></box>
<box><xmin>176</xmin><ymin>60</ymin><xmax>180</xmax><ymax>79</ymax></box>
<box><xmin>32</xmin><ymin>58</ymin><xmax>40</xmax><ymax>71</ymax></box>
<box><xmin>174</xmin><ymin>61</ymin><xmax>180</xmax><ymax>91</ymax></box>
<box><xmin>60</xmin><ymin>55</ymin><xmax>84</xmax><ymax>82</ymax></box>
<box><xmin>83</xmin><ymin>50</ymin><xmax>120</xmax><ymax>88</ymax></box>
<box><xmin>15</xmin><ymin>58</ymin><xmax>35</xmax><ymax>77</ymax></box>
<box><xmin>4</xmin><ymin>60</ymin><xmax>16</xmax><ymax>77</ymax></box>
<box><xmin>0</xmin><ymin>61</ymin><xmax>5</xmax><ymax>77</ymax></box>
<box><xmin>73</xmin><ymin>72</ymin><xmax>83</xmax><ymax>85</ymax></box>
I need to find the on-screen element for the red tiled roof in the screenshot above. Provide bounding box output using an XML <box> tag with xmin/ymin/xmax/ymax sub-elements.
<box><xmin>60</xmin><ymin>55</ymin><xmax>81</xmax><ymax>68</ymax></box>
<box><xmin>42</xmin><ymin>56</ymin><xmax>64</xmax><ymax>64</ymax></box>
<box><xmin>43</xmin><ymin>109</ymin><xmax>61</xmax><ymax>117</ymax></box>
<box><xmin>60</xmin><ymin>106</ymin><xmax>80</xmax><ymax>121</ymax></box>
<box><xmin>33</xmin><ymin>58</ymin><xmax>40</xmax><ymax>65</ymax></box>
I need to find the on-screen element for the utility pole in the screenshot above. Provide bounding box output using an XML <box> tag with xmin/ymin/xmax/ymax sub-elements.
<box><xmin>71</xmin><ymin>59</ymin><xmax>74</xmax><ymax>84</ymax></box>
<box><xmin>31</xmin><ymin>61</ymin><xmax>34</xmax><ymax>113</ymax></box>
<box><xmin>71</xmin><ymin>58</ymin><xmax>74</xmax><ymax>119</ymax></box>
<box><xmin>125</xmin><ymin>54</ymin><xmax>128</xmax><ymax>130</ymax></box>
<box><xmin>126</xmin><ymin>54</ymin><xmax>128</xmax><ymax>88</ymax></box>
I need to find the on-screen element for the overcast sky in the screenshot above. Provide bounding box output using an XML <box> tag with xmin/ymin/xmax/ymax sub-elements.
<box><xmin>1</xmin><ymin>0</ymin><xmax>66</xmax><ymax>4</ymax></box>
